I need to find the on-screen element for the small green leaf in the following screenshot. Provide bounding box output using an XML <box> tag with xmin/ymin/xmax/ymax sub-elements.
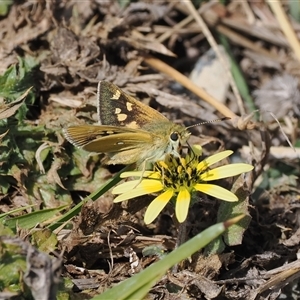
<box><xmin>206</xmin><ymin>175</ymin><xmax>251</xmax><ymax>255</ymax></box>
<box><xmin>0</xmin><ymin>0</ymin><xmax>13</xmax><ymax>16</ymax></box>
<box><xmin>31</xmin><ymin>229</ymin><xmax>58</xmax><ymax>253</ymax></box>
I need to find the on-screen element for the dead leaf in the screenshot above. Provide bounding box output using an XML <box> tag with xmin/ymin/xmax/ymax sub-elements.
<box><xmin>0</xmin><ymin>87</ymin><xmax>32</xmax><ymax>120</ymax></box>
<box><xmin>120</xmin><ymin>35</ymin><xmax>176</xmax><ymax>57</ymax></box>
<box><xmin>0</xmin><ymin>129</ymin><xmax>9</xmax><ymax>142</ymax></box>
<box><xmin>47</xmin><ymin>158</ymin><xmax>66</xmax><ymax>190</ymax></box>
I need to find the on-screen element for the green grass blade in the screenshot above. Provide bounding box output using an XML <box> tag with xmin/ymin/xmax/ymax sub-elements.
<box><xmin>48</xmin><ymin>164</ymin><xmax>132</xmax><ymax>231</ymax></box>
<box><xmin>93</xmin><ymin>215</ymin><xmax>244</xmax><ymax>300</ymax></box>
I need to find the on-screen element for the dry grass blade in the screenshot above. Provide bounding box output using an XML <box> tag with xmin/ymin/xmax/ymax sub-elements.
<box><xmin>267</xmin><ymin>0</ymin><xmax>300</xmax><ymax>62</ymax></box>
<box><xmin>144</xmin><ymin>56</ymin><xmax>236</xmax><ymax>119</ymax></box>
<box><xmin>184</xmin><ymin>0</ymin><xmax>245</xmax><ymax>115</ymax></box>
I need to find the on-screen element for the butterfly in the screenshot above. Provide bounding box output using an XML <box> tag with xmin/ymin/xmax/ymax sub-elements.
<box><xmin>63</xmin><ymin>81</ymin><xmax>191</xmax><ymax>167</ymax></box>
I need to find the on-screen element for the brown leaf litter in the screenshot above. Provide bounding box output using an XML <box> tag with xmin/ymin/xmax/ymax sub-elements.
<box><xmin>0</xmin><ymin>1</ymin><xmax>299</xmax><ymax>299</ymax></box>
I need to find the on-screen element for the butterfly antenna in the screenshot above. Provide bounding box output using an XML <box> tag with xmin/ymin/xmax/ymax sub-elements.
<box><xmin>185</xmin><ymin>117</ymin><xmax>230</xmax><ymax>165</ymax></box>
<box><xmin>186</xmin><ymin>117</ymin><xmax>230</xmax><ymax>130</ymax></box>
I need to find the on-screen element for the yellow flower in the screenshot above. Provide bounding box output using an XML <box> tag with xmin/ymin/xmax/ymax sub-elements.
<box><xmin>112</xmin><ymin>146</ymin><xmax>254</xmax><ymax>224</ymax></box>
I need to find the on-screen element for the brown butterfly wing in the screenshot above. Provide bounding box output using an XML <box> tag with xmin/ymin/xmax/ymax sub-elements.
<box><xmin>97</xmin><ymin>81</ymin><xmax>168</xmax><ymax>128</ymax></box>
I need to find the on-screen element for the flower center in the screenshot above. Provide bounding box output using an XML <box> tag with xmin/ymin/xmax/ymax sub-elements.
<box><xmin>155</xmin><ymin>154</ymin><xmax>205</xmax><ymax>193</ymax></box>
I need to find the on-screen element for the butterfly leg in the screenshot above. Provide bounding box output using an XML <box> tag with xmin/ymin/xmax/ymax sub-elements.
<box><xmin>132</xmin><ymin>156</ymin><xmax>156</xmax><ymax>189</ymax></box>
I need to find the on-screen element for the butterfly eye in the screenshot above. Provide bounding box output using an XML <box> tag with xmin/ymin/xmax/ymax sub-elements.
<box><xmin>170</xmin><ymin>132</ymin><xmax>179</xmax><ymax>141</ymax></box>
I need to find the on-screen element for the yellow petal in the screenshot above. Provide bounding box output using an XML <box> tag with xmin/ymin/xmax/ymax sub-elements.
<box><xmin>200</xmin><ymin>164</ymin><xmax>254</xmax><ymax>181</ymax></box>
<box><xmin>197</xmin><ymin>150</ymin><xmax>233</xmax><ymax>172</ymax></box>
<box><xmin>194</xmin><ymin>183</ymin><xmax>238</xmax><ymax>202</ymax></box>
<box><xmin>141</xmin><ymin>179</ymin><xmax>164</xmax><ymax>193</ymax></box>
<box><xmin>113</xmin><ymin>188</ymin><xmax>148</xmax><ymax>202</ymax></box>
<box><xmin>113</xmin><ymin>179</ymin><xmax>163</xmax><ymax>202</ymax></box>
<box><xmin>144</xmin><ymin>190</ymin><xmax>174</xmax><ymax>224</ymax></box>
<box><xmin>112</xmin><ymin>180</ymin><xmax>142</xmax><ymax>194</ymax></box>
<box><xmin>175</xmin><ymin>188</ymin><xmax>191</xmax><ymax>223</ymax></box>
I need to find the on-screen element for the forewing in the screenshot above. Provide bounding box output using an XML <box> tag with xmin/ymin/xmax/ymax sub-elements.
<box><xmin>97</xmin><ymin>81</ymin><xmax>168</xmax><ymax>128</ymax></box>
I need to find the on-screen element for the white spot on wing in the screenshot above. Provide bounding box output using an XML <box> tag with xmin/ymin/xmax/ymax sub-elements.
<box><xmin>126</xmin><ymin>102</ymin><xmax>133</xmax><ymax>111</ymax></box>
<box><xmin>111</xmin><ymin>90</ymin><xmax>121</xmax><ymax>100</ymax></box>
<box><xmin>117</xmin><ymin>113</ymin><xmax>127</xmax><ymax>121</ymax></box>
<box><xmin>126</xmin><ymin>121</ymin><xmax>139</xmax><ymax>128</ymax></box>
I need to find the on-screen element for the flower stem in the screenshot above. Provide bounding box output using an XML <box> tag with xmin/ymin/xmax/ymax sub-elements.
<box><xmin>172</xmin><ymin>218</ymin><xmax>188</xmax><ymax>273</ymax></box>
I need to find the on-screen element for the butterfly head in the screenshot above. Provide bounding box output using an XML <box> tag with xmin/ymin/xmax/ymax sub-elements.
<box><xmin>161</xmin><ymin>123</ymin><xmax>191</xmax><ymax>159</ymax></box>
